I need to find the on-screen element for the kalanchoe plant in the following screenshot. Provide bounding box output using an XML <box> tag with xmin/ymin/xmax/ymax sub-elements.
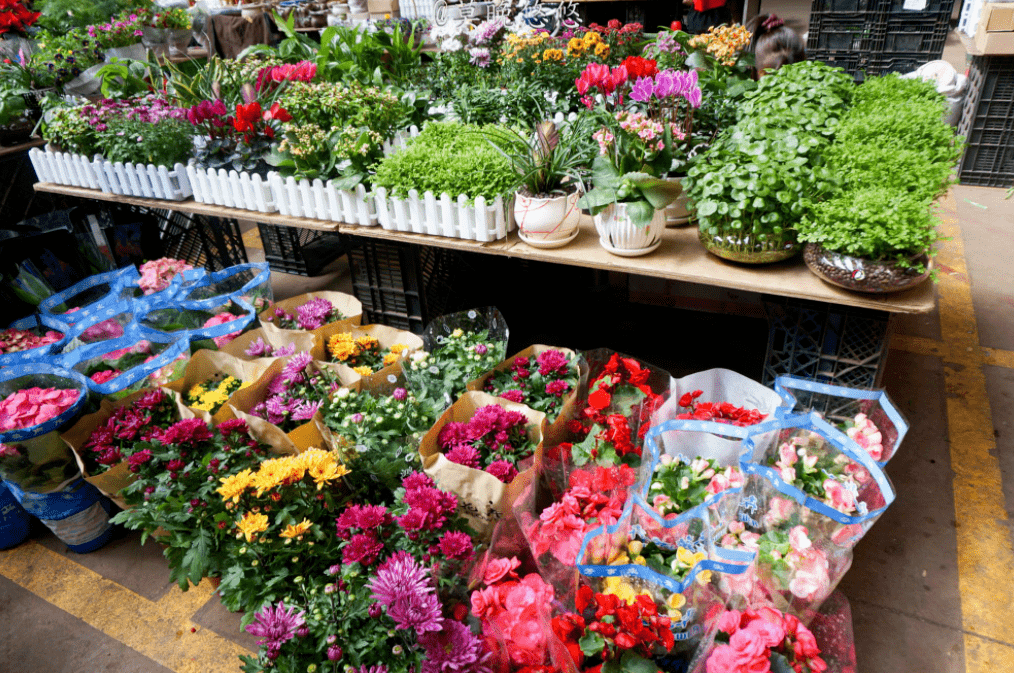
<box><xmin>111</xmin><ymin>418</ymin><xmax>273</xmax><ymax>588</ymax></box>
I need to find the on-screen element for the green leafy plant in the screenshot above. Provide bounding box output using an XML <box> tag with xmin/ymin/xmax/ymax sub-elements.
<box><xmin>483</xmin><ymin>117</ymin><xmax>595</xmax><ymax>197</ymax></box>
<box><xmin>35</xmin><ymin>0</ymin><xmax>151</xmax><ymax>33</ymax></box>
<box><xmin>372</xmin><ymin>122</ymin><xmax>517</xmax><ymax>202</ymax></box>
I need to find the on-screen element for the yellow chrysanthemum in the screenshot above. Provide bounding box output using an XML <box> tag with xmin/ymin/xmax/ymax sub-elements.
<box><xmin>188</xmin><ymin>384</ymin><xmax>206</xmax><ymax>397</ymax></box>
<box><xmin>355</xmin><ymin>334</ymin><xmax>379</xmax><ymax>348</ymax></box>
<box><xmin>252</xmin><ymin>456</ymin><xmax>306</xmax><ymax>496</ymax></box>
<box><xmin>383</xmin><ymin>353</ymin><xmax>399</xmax><ymax>366</ymax></box>
<box><xmin>567</xmin><ymin>37</ymin><xmax>584</xmax><ymax>52</ymax></box>
<box><xmin>389</xmin><ymin>343</ymin><xmax>409</xmax><ymax>355</ymax></box>
<box><xmin>594</xmin><ymin>43</ymin><xmax>610</xmax><ymax>58</ymax></box>
<box><xmin>236</xmin><ymin>512</ymin><xmax>269</xmax><ymax>542</ymax></box>
<box><xmin>328</xmin><ymin>333</ymin><xmax>360</xmax><ymax>361</ymax></box>
<box><xmin>583</xmin><ymin>31</ymin><xmax>602</xmax><ymax>45</ymax></box>
<box><xmin>354</xmin><ymin>365</ymin><xmax>373</xmax><ymax>376</ymax></box>
<box><xmin>300</xmin><ymin>448</ymin><xmax>351</xmax><ymax>489</ymax></box>
<box><xmin>239</xmin><ymin>380</ymin><xmax>253</xmax><ymax>390</ymax></box>
<box><xmin>280</xmin><ymin>519</ymin><xmax>313</xmax><ymax>539</ymax></box>
<box><xmin>218</xmin><ymin>468</ymin><xmax>254</xmax><ymax>503</ymax></box>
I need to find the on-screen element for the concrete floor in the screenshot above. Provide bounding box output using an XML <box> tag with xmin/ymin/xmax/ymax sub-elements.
<box><xmin>4</xmin><ymin>5</ymin><xmax>1014</xmax><ymax>672</ymax></box>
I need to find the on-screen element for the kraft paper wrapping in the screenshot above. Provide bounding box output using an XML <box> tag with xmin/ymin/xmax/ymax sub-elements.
<box><xmin>219</xmin><ymin>328</ymin><xmax>317</xmax><ymax>361</ymax></box>
<box><xmin>259</xmin><ymin>291</ymin><xmax>363</xmax><ymax>345</ymax></box>
<box><xmin>310</xmin><ymin>322</ymin><xmax>423</xmax><ymax>381</ymax></box>
<box><xmin>419</xmin><ymin>391</ymin><xmax>546</xmax><ymax>538</ymax></box>
<box><xmin>61</xmin><ymin>388</ymin><xmax>195</xmax><ymax>511</ymax></box>
<box><xmin>163</xmin><ymin>350</ymin><xmax>272</xmax><ymax>426</ymax></box>
<box><xmin>227</xmin><ymin>356</ymin><xmax>357</xmax><ymax>456</ymax></box>
<box><xmin>466</xmin><ymin>345</ymin><xmax>587</xmax><ymax>448</ymax></box>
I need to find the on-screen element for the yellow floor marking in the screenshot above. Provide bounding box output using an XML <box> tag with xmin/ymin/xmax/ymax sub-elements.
<box><xmin>983</xmin><ymin>347</ymin><xmax>1014</xmax><ymax>370</ymax></box>
<box><xmin>892</xmin><ymin>334</ymin><xmax>1014</xmax><ymax>372</ymax></box>
<box><xmin>0</xmin><ymin>540</ymin><xmax>252</xmax><ymax>673</ymax></box>
<box><xmin>933</xmin><ymin>192</ymin><xmax>1014</xmax><ymax>671</ymax></box>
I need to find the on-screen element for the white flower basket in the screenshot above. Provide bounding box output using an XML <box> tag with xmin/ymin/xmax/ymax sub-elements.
<box><xmin>270</xmin><ymin>174</ymin><xmax>378</xmax><ymax>225</ymax></box>
<box><xmin>186</xmin><ymin>164</ymin><xmax>278</xmax><ymax>213</ymax></box>
<box><xmin>375</xmin><ymin>188</ymin><xmax>513</xmax><ymax>242</ymax></box>
<box><xmin>29</xmin><ymin>147</ymin><xmax>101</xmax><ymax>190</ymax></box>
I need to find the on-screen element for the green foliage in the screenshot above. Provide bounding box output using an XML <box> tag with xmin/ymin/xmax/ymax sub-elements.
<box><xmin>372</xmin><ymin>122</ymin><xmax>517</xmax><ymax>202</ymax></box>
<box><xmin>797</xmin><ymin>72</ymin><xmax>962</xmax><ymax>262</ymax></box>
<box><xmin>482</xmin><ymin>116</ymin><xmax>596</xmax><ymax>196</ymax></box>
<box><xmin>737</xmin><ymin>61</ymin><xmax>854</xmax><ymax>141</ymax></box>
<box><xmin>94</xmin><ymin>116</ymin><xmax>195</xmax><ymax>167</ymax></box>
<box><xmin>35</xmin><ymin>0</ymin><xmax>152</xmax><ymax>33</ymax></box>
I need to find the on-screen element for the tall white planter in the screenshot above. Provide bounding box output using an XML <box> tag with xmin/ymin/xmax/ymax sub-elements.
<box><xmin>664</xmin><ymin>176</ymin><xmax>694</xmax><ymax>227</ymax></box>
<box><xmin>375</xmin><ymin>188</ymin><xmax>513</xmax><ymax>242</ymax></box>
<box><xmin>594</xmin><ymin>202</ymin><xmax>665</xmax><ymax>256</ymax></box>
<box><xmin>186</xmin><ymin>165</ymin><xmax>278</xmax><ymax>213</ymax></box>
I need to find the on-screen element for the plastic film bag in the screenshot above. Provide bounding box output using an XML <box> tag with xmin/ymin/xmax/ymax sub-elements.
<box><xmin>0</xmin><ymin>313</ymin><xmax>70</xmax><ymax>367</ymax></box>
<box><xmin>178</xmin><ymin>262</ymin><xmax>273</xmax><ymax>314</ymax></box>
<box><xmin>774</xmin><ymin>375</ymin><xmax>908</xmax><ymax>466</ymax></box>
<box><xmin>38</xmin><ymin>266</ymin><xmax>140</xmax><ymax>330</ymax></box>
<box><xmin>138</xmin><ymin>296</ymin><xmax>256</xmax><ymax>350</ymax></box>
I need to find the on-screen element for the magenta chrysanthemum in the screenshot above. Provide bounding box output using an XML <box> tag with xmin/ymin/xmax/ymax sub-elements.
<box><xmin>402</xmin><ymin>472</ymin><xmax>435</xmax><ymax>491</ymax></box>
<box><xmin>485</xmin><ymin>460</ymin><xmax>518</xmax><ymax>484</ymax></box>
<box><xmin>343</xmin><ymin>532</ymin><xmax>384</xmax><ymax>566</ymax></box>
<box><xmin>418</xmin><ymin>620</ymin><xmax>491</xmax><ymax>673</ymax></box>
<box><xmin>368</xmin><ymin>551</ymin><xmax>443</xmax><ymax>634</ymax></box>
<box><xmin>245</xmin><ymin>600</ymin><xmax>306</xmax><ymax>651</ymax></box>
<box><xmin>536</xmin><ymin>349</ymin><xmax>570</xmax><ymax>376</ymax></box>
<box><xmin>545</xmin><ymin>380</ymin><xmax>570</xmax><ymax>397</ymax></box>
<box><xmin>499</xmin><ymin>389</ymin><xmax>525</xmax><ymax>403</ymax></box>
<box><xmin>283</xmin><ymin>352</ymin><xmax>313</xmax><ymax>381</ymax></box>
<box><xmin>159</xmin><ymin>418</ymin><xmax>213</xmax><ymax>446</ymax></box>
<box><xmin>295</xmin><ymin>298</ymin><xmax>334</xmax><ymax>330</ymax></box>
<box><xmin>445</xmin><ymin>444</ymin><xmax>482</xmax><ymax>469</ymax></box>
<box><xmin>290</xmin><ymin>400</ymin><xmax>323</xmax><ymax>422</ymax></box>
<box><xmin>438</xmin><ymin>530</ymin><xmax>474</xmax><ymax>561</ymax></box>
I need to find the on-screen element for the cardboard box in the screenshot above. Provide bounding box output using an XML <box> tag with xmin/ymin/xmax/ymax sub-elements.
<box><xmin>367</xmin><ymin>0</ymin><xmax>399</xmax><ymax>13</ymax></box>
<box><xmin>974</xmin><ymin>4</ymin><xmax>1014</xmax><ymax>54</ymax></box>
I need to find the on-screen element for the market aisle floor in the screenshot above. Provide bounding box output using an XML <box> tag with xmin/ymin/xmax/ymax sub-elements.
<box><xmin>2</xmin><ymin>184</ymin><xmax>1013</xmax><ymax>673</ymax></box>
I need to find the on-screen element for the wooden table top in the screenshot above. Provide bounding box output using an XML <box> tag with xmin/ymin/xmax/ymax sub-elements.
<box><xmin>33</xmin><ymin>182</ymin><xmax>937</xmax><ymax>314</ymax></box>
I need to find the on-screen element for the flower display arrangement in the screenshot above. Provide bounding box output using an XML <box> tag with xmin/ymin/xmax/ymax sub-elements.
<box><xmin>249</xmin><ymin>353</ymin><xmax>335</xmax><ymax>433</ymax></box>
<box><xmin>244</xmin><ymin>337</ymin><xmax>296</xmax><ymax>359</ymax></box>
<box><xmin>240</xmin><ymin>471</ymin><xmax>482</xmax><ymax>673</ymax></box>
<box><xmin>675</xmin><ymin>390</ymin><xmax>767</xmax><ymax>426</ymax></box>
<box><xmin>436</xmin><ymin>403</ymin><xmax>537</xmax><ymax>485</ymax></box>
<box><xmin>81</xmin><ymin>388</ymin><xmax>180</xmax><ymax>473</ymax></box>
<box><xmin>326</xmin><ymin>332</ymin><xmax>410</xmax><ymax>376</ymax></box>
<box><xmin>404</xmin><ymin>328</ymin><xmax>506</xmax><ymax>412</ymax></box>
<box><xmin>700</xmin><ymin>606</ymin><xmax>828</xmax><ymax>673</ymax></box>
<box><xmin>320</xmin><ymin>385</ymin><xmax>433</xmax><ymax>497</ymax></box>
<box><xmin>765</xmin><ymin>431</ymin><xmax>867</xmax><ymax>518</ymax></box>
<box><xmin>0</xmin><ymin>326</ymin><xmax>63</xmax><ymax>355</ymax></box>
<box><xmin>478</xmin><ymin>349</ymin><xmax>579</xmax><ymax>423</ymax></box>
<box><xmin>567</xmin><ymin>353</ymin><xmax>663</xmax><ymax>467</ymax></box>
<box><xmin>111</xmin><ymin>418</ymin><xmax>273</xmax><ymax>588</ymax></box>
<box><xmin>646</xmin><ymin>454</ymin><xmax>744</xmax><ymax>518</ymax></box>
<box><xmin>138</xmin><ymin>258</ymin><xmax>193</xmax><ymax>295</ymax></box>
<box><xmin>0</xmin><ymin>386</ymin><xmax>81</xmax><ymax>431</ymax></box>
<box><xmin>185</xmin><ymin>374</ymin><xmax>250</xmax><ymax>416</ymax></box>
<box><xmin>214</xmin><ymin>448</ymin><xmax>351</xmax><ymax>614</ymax></box>
<box><xmin>686</xmin><ymin>24</ymin><xmax>752</xmax><ymax>67</ymax></box>
<box><xmin>266</xmin><ymin>297</ymin><xmax>346</xmax><ymax>331</ymax></box>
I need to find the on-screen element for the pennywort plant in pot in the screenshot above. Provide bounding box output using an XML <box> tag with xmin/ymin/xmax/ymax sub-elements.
<box><xmin>797</xmin><ymin>74</ymin><xmax>962</xmax><ymax>293</ymax></box>
<box><xmin>483</xmin><ymin>116</ymin><xmax>596</xmax><ymax>247</ymax></box>
<box><xmin>579</xmin><ymin>110</ymin><xmax>682</xmax><ymax>255</ymax></box>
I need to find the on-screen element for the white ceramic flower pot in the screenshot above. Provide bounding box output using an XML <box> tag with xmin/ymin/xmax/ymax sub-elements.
<box><xmin>594</xmin><ymin>202</ymin><xmax>665</xmax><ymax>257</ymax></box>
<box><xmin>664</xmin><ymin>176</ymin><xmax>694</xmax><ymax>227</ymax></box>
<box><xmin>514</xmin><ymin>190</ymin><xmax>581</xmax><ymax>247</ymax></box>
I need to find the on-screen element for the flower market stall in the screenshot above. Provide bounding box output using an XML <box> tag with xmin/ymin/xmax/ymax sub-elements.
<box><xmin>0</xmin><ymin>4</ymin><xmax>963</xmax><ymax>672</ymax></box>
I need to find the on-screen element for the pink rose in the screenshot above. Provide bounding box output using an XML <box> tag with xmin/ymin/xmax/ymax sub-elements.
<box><xmin>727</xmin><ymin>467</ymin><xmax>744</xmax><ymax>489</ymax></box>
<box><xmin>503</xmin><ymin>606</ymin><xmax>549</xmax><ymax>665</ymax></box>
<box><xmin>728</xmin><ymin>521</ymin><xmax>745</xmax><ymax>534</ymax></box>
<box><xmin>483</xmin><ymin>557</ymin><xmax>521</xmax><ymax>585</ymax></box>
<box><xmin>831</xmin><ymin>523</ymin><xmax>864</xmax><ymax>548</ymax></box>
<box><xmin>788</xmin><ymin>526</ymin><xmax>812</xmax><ymax>553</ymax></box>
<box><xmin>740</xmin><ymin>531</ymin><xmax>761</xmax><ymax>549</ymax></box>
<box><xmin>470</xmin><ymin>584</ymin><xmax>507</xmax><ymax>620</ymax></box>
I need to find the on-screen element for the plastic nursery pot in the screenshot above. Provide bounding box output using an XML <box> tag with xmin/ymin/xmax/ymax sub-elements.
<box><xmin>698</xmin><ymin>223</ymin><xmax>800</xmax><ymax>264</ymax></box>
<box><xmin>803</xmin><ymin>243</ymin><xmax>932</xmax><ymax>294</ymax></box>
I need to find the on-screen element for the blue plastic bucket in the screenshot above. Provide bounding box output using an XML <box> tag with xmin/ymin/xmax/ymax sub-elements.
<box><xmin>0</xmin><ymin>481</ymin><xmax>33</xmax><ymax>550</ymax></box>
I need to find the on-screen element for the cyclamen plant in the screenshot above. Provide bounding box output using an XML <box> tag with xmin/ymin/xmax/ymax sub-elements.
<box><xmin>267</xmin><ymin>298</ymin><xmax>345</xmax><ymax>331</ymax></box>
<box><xmin>436</xmin><ymin>403</ymin><xmax>537</xmax><ymax>484</ymax></box>
<box><xmin>111</xmin><ymin>418</ymin><xmax>273</xmax><ymax>588</ymax></box>
<box><xmin>481</xmin><ymin>349</ymin><xmax>579</xmax><ymax>423</ymax></box>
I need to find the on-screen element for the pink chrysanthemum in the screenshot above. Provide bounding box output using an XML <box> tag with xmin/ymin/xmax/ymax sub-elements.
<box><xmin>418</xmin><ymin>620</ymin><xmax>491</xmax><ymax>673</ymax></box>
<box><xmin>486</xmin><ymin>460</ymin><xmax>519</xmax><ymax>484</ymax></box>
<box><xmin>438</xmin><ymin>531</ymin><xmax>474</xmax><ymax>561</ymax></box>
<box><xmin>343</xmin><ymin>532</ymin><xmax>384</xmax><ymax>566</ymax></box>
<box><xmin>445</xmin><ymin>444</ymin><xmax>482</xmax><ymax>469</ymax></box>
<box><xmin>368</xmin><ymin>551</ymin><xmax>443</xmax><ymax>634</ymax></box>
<box><xmin>245</xmin><ymin>600</ymin><xmax>306</xmax><ymax>651</ymax></box>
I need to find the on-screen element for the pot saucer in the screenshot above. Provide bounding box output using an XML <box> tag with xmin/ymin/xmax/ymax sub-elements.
<box><xmin>518</xmin><ymin>227</ymin><xmax>580</xmax><ymax>249</ymax></box>
<box><xmin>599</xmin><ymin>237</ymin><xmax>662</xmax><ymax>257</ymax></box>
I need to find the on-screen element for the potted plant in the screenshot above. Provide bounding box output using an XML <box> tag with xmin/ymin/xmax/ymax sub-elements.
<box><xmin>579</xmin><ymin>109</ymin><xmax>682</xmax><ymax>256</ymax></box>
<box><xmin>0</xmin><ymin>57</ymin><xmax>36</xmax><ymax>145</ymax></box>
<box><xmin>0</xmin><ymin>0</ymin><xmax>40</xmax><ymax>58</ymax></box>
<box><xmin>483</xmin><ymin>117</ymin><xmax>594</xmax><ymax>248</ymax></box>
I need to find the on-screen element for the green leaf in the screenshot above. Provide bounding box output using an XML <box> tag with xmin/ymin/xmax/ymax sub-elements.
<box><xmin>770</xmin><ymin>652</ymin><xmax>795</xmax><ymax>673</ymax></box>
<box><xmin>623</xmin><ymin>199</ymin><xmax>655</xmax><ymax>228</ymax></box>
<box><xmin>579</xmin><ymin>632</ymin><xmax>606</xmax><ymax>658</ymax></box>
<box><xmin>591</xmin><ymin>154</ymin><xmax>622</xmax><ymax>190</ymax></box>
<box><xmin>620</xmin><ymin>651</ymin><xmax>660</xmax><ymax>673</ymax></box>
<box><xmin>578</xmin><ymin>188</ymin><xmax>617</xmax><ymax>214</ymax></box>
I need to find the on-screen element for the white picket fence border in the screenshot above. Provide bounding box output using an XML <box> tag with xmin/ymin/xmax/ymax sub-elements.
<box><xmin>29</xmin><ymin>147</ymin><xmax>192</xmax><ymax>200</ymax></box>
<box><xmin>267</xmin><ymin>126</ymin><xmax>420</xmax><ymax>226</ymax></box>
<box><xmin>375</xmin><ymin>187</ymin><xmax>514</xmax><ymax>242</ymax></box>
<box><xmin>186</xmin><ymin>164</ymin><xmax>278</xmax><ymax>213</ymax></box>
<box><xmin>29</xmin><ymin>147</ymin><xmax>101</xmax><ymax>190</ymax></box>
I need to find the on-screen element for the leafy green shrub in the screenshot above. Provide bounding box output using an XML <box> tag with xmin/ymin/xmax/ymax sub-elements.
<box><xmin>736</xmin><ymin>61</ymin><xmax>854</xmax><ymax>141</ymax></box>
<box><xmin>372</xmin><ymin>122</ymin><xmax>516</xmax><ymax>202</ymax></box>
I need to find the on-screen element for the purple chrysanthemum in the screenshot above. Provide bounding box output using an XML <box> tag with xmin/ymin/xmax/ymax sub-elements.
<box><xmin>402</xmin><ymin>472</ymin><xmax>434</xmax><ymax>491</ymax></box>
<box><xmin>290</xmin><ymin>400</ymin><xmax>323</xmax><ymax>422</ymax></box>
<box><xmin>283</xmin><ymin>352</ymin><xmax>313</xmax><ymax>381</ymax></box>
<box><xmin>245</xmin><ymin>600</ymin><xmax>306</xmax><ymax>651</ymax></box>
<box><xmin>469</xmin><ymin>47</ymin><xmax>491</xmax><ymax>68</ymax></box>
<box><xmin>367</xmin><ymin>551</ymin><xmax>443</xmax><ymax>634</ymax></box>
<box><xmin>296</xmin><ymin>298</ymin><xmax>334</xmax><ymax>330</ymax></box>
<box><xmin>267</xmin><ymin>374</ymin><xmax>290</xmax><ymax>396</ymax></box>
<box><xmin>245</xmin><ymin>337</ymin><xmax>271</xmax><ymax>357</ymax></box>
<box><xmin>274</xmin><ymin>343</ymin><xmax>297</xmax><ymax>357</ymax></box>
<box><xmin>418</xmin><ymin>620</ymin><xmax>491</xmax><ymax>673</ymax></box>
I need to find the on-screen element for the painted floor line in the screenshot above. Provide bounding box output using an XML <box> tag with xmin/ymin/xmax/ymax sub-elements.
<box><xmin>850</xmin><ymin>597</ymin><xmax>1014</xmax><ymax>649</ymax></box>
<box><xmin>933</xmin><ymin>192</ymin><xmax>1014</xmax><ymax>673</ymax></box>
<box><xmin>0</xmin><ymin>540</ymin><xmax>251</xmax><ymax>673</ymax></box>
<box><xmin>891</xmin><ymin>334</ymin><xmax>1014</xmax><ymax>372</ymax></box>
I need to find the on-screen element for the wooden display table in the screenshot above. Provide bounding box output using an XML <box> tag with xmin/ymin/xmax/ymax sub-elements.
<box><xmin>33</xmin><ymin>182</ymin><xmax>934</xmax><ymax>386</ymax></box>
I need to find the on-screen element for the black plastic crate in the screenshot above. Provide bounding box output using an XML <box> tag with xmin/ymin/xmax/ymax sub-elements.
<box><xmin>347</xmin><ymin>237</ymin><xmax>457</xmax><ymax>334</ymax></box>
<box><xmin>878</xmin><ymin>0</ymin><xmax>955</xmax><ymax>18</ymax></box>
<box><xmin>874</xmin><ymin>15</ymin><xmax>950</xmax><ymax>55</ymax></box>
<box><xmin>811</xmin><ymin>0</ymin><xmax>881</xmax><ymax>12</ymax></box>
<box><xmin>958</xmin><ymin>55</ymin><xmax>1014</xmax><ymax>188</ymax></box>
<box><xmin>807</xmin><ymin>14</ymin><xmax>882</xmax><ymax>52</ymax></box>
<box><xmin>762</xmin><ymin>297</ymin><xmax>892</xmax><ymax>391</ymax></box>
<box><xmin>809</xmin><ymin>50</ymin><xmax>873</xmax><ymax>81</ymax></box>
<box><xmin>868</xmin><ymin>51</ymin><xmax>944</xmax><ymax>76</ymax></box>
<box><xmin>257</xmin><ymin>223</ymin><xmax>346</xmax><ymax>276</ymax></box>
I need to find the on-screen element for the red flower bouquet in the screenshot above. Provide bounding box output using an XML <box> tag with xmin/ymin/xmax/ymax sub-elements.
<box><xmin>698</xmin><ymin>607</ymin><xmax>828</xmax><ymax>673</ymax></box>
<box><xmin>0</xmin><ymin>0</ymin><xmax>39</xmax><ymax>35</ymax></box>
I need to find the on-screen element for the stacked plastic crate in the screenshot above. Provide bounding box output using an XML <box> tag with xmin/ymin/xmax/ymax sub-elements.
<box><xmin>807</xmin><ymin>0</ymin><xmax>956</xmax><ymax>81</ymax></box>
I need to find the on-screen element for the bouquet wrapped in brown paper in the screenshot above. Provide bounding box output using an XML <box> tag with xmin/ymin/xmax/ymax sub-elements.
<box><xmin>228</xmin><ymin>353</ymin><xmax>357</xmax><ymax>455</ymax></box>
<box><xmin>259</xmin><ymin>291</ymin><xmax>363</xmax><ymax>343</ymax></box>
<box><xmin>418</xmin><ymin>391</ymin><xmax>546</xmax><ymax>536</ymax></box>
<box><xmin>312</xmin><ymin>322</ymin><xmax>423</xmax><ymax>380</ymax></box>
<box><xmin>467</xmin><ymin>345</ymin><xmax>587</xmax><ymax>447</ymax></box>
<box><xmin>220</xmin><ymin>327</ymin><xmax>312</xmax><ymax>361</ymax></box>
<box><xmin>60</xmin><ymin>388</ymin><xmax>195</xmax><ymax>509</ymax></box>
<box><xmin>163</xmin><ymin>350</ymin><xmax>273</xmax><ymax>425</ymax></box>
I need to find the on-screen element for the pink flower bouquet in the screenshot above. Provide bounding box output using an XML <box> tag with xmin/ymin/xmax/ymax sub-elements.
<box><xmin>138</xmin><ymin>258</ymin><xmax>194</xmax><ymax>295</ymax></box>
<box><xmin>0</xmin><ymin>387</ymin><xmax>81</xmax><ymax>432</ymax></box>
<box><xmin>695</xmin><ymin>606</ymin><xmax>829</xmax><ymax>673</ymax></box>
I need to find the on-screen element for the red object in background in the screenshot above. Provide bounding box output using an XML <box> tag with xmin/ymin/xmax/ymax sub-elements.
<box><xmin>694</xmin><ymin>0</ymin><xmax>726</xmax><ymax>11</ymax></box>
<box><xmin>671</xmin><ymin>21</ymin><xmax>683</xmax><ymax>31</ymax></box>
